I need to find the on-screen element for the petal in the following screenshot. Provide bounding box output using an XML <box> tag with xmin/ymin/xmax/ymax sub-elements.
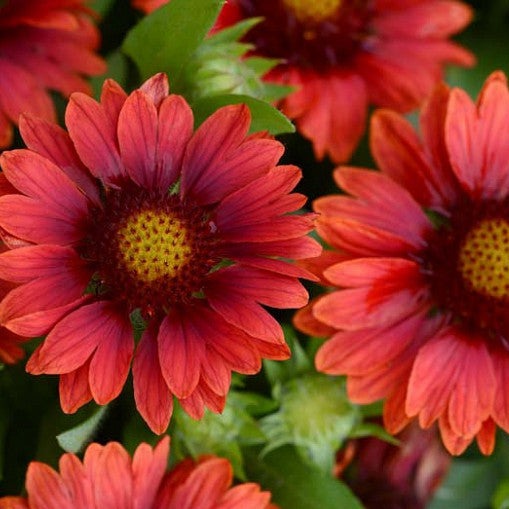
<box><xmin>0</xmin><ymin>194</ymin><xmax>86</xmax><ymax>245</ymax></box>
<box><xmin>315</xmin><ymin>312</ymin><xmax>424</xmax><ymax>375</ymax></box>
<box><xmin>26</xmin><ymin>301</ymin><xmax>121</xmax><ymax>375</ymax></box>
<box><xmin>25</xmin><ymin>462</ymin><xmax>73</xmax><ymax>509</ymax></box>
<box><xmin>58</xmin><ymin>453</ymin><xmax>94</xmax><ymax>509</ymax></box>
<box><xmin>59</xmin><ymin>360</ymin><xmax>93</xmax><ymax>414</ymax></box>
<box><xmin>284</xmin><ymin>69</ymin><xmax>367</xmax><ymax>163</ymax></box>
<box><xmin>18</xmin><ymin>114</ymin><xmax>100</xmax><ymax>204</ymax></box>
<box><xmin>181</xmin><ymin>104</ymin><xmax>282</xmax><ymax>204</ymax></box>
<box><xmin>216</xmin><ymin>483</ymin><xmax>271</xmax><ymax>509</ymax></box>
<box><xmin>85</xmin><ymin>443</ymin><xmax>133</xmax><ymax>509</ymax></box>
<box><xmin>66</xmin><ymin>93</ymin><xmax>125</xmax><ymax>184</ymax></box>
<box><xmin>132</xmin><ymin>437</ymin><xmax>170</xmax><ymax>509</ymax></box>
<box><xmin>215</xmin><ymin>165</ymin><xmax>304</xmax><ymax>229</ymax></box>
<box><xmin>0</xmin><ymin>272</ymin><xmax>90</xmax><ymax>336</ymax></box>
<box><xmin>118</xmin><ymin>90</ymin><xmax>158</xmax><ymax>189</ymax></box>
<box><xmin>133</xmin><ymin>327</ymin><xmax>173</xmax><ymax>434</ymax></box>
<box><xmin>89</xmin><ymin>308</ymin><xmax>134</xmax><ymax>404</ymax></box>
<box><xmin>168</xmin><ymin>457</ymin><xmax>232</xmax><ymax>509</ymax></box>
<box><xmin>0</xmin><ymin>245</ymin><xmax>86</xmax><ymax>283</ymax></box>
<box><xmin>178</xmin><ymin>380</ymin><xmax>226</xmax><ymax>420</ymax></box>
<box><xmin>446</xmin><ymin>72</ymin><xmax>509</xmax><ymax>200</ymax></box>
<box><xmin>406</xmin><ymin>328</ymin><xmax>462</xmax><ymax>427</ymax></box>
<box><xmin>155</xmin><ymin>94</ymin><xmax>194</xmax><ymax>189</ymax></box>
<box><xmin>158</xmin><ymin>308</ymin><xmax>205</xmax><ymax>399</ymax></box>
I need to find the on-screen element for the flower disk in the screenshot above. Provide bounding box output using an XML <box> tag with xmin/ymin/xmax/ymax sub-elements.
<box><xmin>85</xmin><ymin>187</ymin><xmax>218</xmax><ymax>315</ymax></box>
<box><xmin>0</xmin><ymin>73</ymin><xmax>320</xmax><ymax>434</ymax></box>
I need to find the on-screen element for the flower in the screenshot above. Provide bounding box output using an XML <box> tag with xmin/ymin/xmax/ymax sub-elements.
<box><xmin>294</xmin><ymin>71</ymin><xmax>509</xmax><ymax>455</ymax></box>
<box><xmin>0</xmin><ymin>0</ymin><xmax>106</xmax><ymax>148</ymax></box>
<box><xmin>337</xmin><ymin>422</ymin><xmax>451</xmax><ymax>509</ymax></box>
<box><xmin>215</xmin><ymin>0</ymin><xmax>474</xmax><ymax>163</ymax></box>
<box><xmin>0</xmin><ymin>437</ymin><xmax>276</xmax><ymax>508</ymax></box>
<box><xmin>0</xmin><ymin>73</ymin><xmax>319</xmax><ymax>433</ymax></box>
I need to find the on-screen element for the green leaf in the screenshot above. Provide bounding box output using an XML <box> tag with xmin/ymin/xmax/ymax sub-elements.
<box><xmin>245</xmin><ymin>445</ymin><xmax>364</xmax><ymax>509</ymax></box>
<box><xmin>206</xmin><ymin>17</ymin><xmax>262</xmax><ymax>45</ymax></box>
<box><xmin>192</xmin><ymin>94</ymin><xmax>295</xmax><ymax>135</ymax></box>
<box><xmin>56</xmin><ymin>406</ymin><xmax>108</xmax><ymax>454</ymax></box>
<box><xmin>122</xmin><ymin>0</ymin><xmax>223</xmax><ymax>85</ymax></box>
<box><xmin>493</xmin><ymin>480</ymin><xmax>509</xmax><ymax>509</ymax></box>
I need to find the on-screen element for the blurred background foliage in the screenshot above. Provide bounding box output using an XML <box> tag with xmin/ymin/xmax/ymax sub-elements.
<box><xmin>1</xmin><ymin>0</ymin><xmax>509</xmax><ymax>508</ymax></box>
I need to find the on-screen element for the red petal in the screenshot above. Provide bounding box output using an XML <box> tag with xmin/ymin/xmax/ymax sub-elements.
<box><xmin>133</xmin><ymin>327</ymin><xmax>173</xmax><ymax>434</ymax></box>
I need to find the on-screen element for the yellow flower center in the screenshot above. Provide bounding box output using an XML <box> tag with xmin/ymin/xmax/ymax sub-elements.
<box><xmin>458</xmin><ymin>218</ymin><xmax>509</xmax><ymax>300</ymax></box>
<box><xmin>117</xmin><ymin>209</ymin><xmax>193</xmax><ymax>283</ymax></box>
<box><xmin>282</xmin><ymin>0</ymin><xmax>342</xmax><ymax>23</ymax></box>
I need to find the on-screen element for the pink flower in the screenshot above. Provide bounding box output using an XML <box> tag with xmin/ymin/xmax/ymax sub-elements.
<box><xmin>0</xmin><ymin>0</ymin><xmax>106</xmax><ymax>148</ymax></box>
<box><xmin>215</xmin><ymin>0</ymin><xmax>474</xmax><ymax>163</ymax></box>
<box><xmin>295</xmin><ymin>71</ymin><xmax>509</xmax><ymax>455</ymax></box>
<box><xmin>0</xmin><ymin>437</ymin><xmax>275</xmax><ymax>508</ymax></box>
<box><xmin>0</xmin><ymin>73</ymin><xmax>319</xmax><ymax>433</ymax></box>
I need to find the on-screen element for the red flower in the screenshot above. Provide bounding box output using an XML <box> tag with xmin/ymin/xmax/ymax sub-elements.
<box><xmin>0</xmin><ymin>0</ymin><xmax>106</xmax><ymax>148</ymax></box>
<box><xmin>0</xmin><ymin>73</ymin><xmax>319</xmax><ymax>433</ymax></box>
<box><xmin>338</xmin><ymin>422</ymin><xmax>451</xmax><ymax>509</ymax></box>
<box><xmin>0</xmin><ymin>437</ymin><xmax>275</xmax><ymax>508</ymax></box>
<box><xmin>295</xmin><ymin>71</ymin><xmax>509</xmax><ymax>455</ymax></box>
<box><xmin>215</xmin><ymin>0</ymin><xmax>474</xmax><ymax>163</ymax></box>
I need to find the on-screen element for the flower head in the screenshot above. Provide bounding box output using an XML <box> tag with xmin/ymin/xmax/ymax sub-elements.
<box><xmin>0</xmin><ymin>73</ymin><xmax>319</xmax><ymax>433</ymax></box>
<box><xmin>295</xmin><ymin>71</ymin><xmax>509</xmax><ymax>455</ymax></box>
<box><xmin>338</xmin><ymin>422</ymin><xmax>451</xmax><ymax>509</ymax></box>
<box><xmin>216</xmin><ymin>0</ymin><xmax>474</xmax><ymax>163</ymax></box>
<box><xmin>0</xmin><ymin>437</ymin><xmax>275</xmax><ymax>508</ymax></box>
<box><xmin>0</xmin><ymin>0</ymin><xmax>106</xmax><ymax>148</ymax></box>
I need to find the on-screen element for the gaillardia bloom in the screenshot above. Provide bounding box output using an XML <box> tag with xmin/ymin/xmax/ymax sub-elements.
<box><xmin>0</xmin><ymin>73</ymin><xmax>319</xmax><ymax>433</ymax></box>
<box><xmin>217</xmin><ymin>0</ymin><xmax>474</xmax><ymax>163</ymax></box>
<box><xmin>0</xmin><ymin>0</ymin><xmax>106</xmax><ymax>148</ymax></box>
<box><xmin>295</xmin><ymin>71</ymin><xmax>509</xmax><ymax>455</ymax></box>
<box><xmin>0</xmin><ymin>437</ymin><xmax>276</xmax><ymax>508</ymax></box>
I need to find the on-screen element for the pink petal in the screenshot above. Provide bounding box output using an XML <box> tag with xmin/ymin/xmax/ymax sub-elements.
<box><xmin>0</xmin><ymin>244</ymin><xmax>86</xmax><ymax>283</ymax></box>
<box><xmin>200</xmin><ymin>347</ymin><xmax>232</xmax><ymax>396</ymax></box>
<box><xmin>132</xmin><ymin>437</ymin><xmax>169</xmax><ymax>509</ymax></box>
<box><xmin>317</xmin><ymin>216</ymin><xmax>418</xmax><ymax>257</ymax></box>
<box><xmin>58</xmin><ymin>453</ymin><xmax>95</xmax><ymax>509</ymax></box>
<box><xmin>216</xmin><ymin>484</ymin><xmax>271</xmax><ymax>509</ymax></box>
<box><xmin>133</xmin><ymin>326</ymin><xmax>173</xmax><ymax>434</ymax></box>
<box><xmin>0</xmin><ymin>194</ymin><xmax>85</xmax><ymax>245</ymax></box>
<box><xmin>18</xmin><ymin>115</ymin><xmax>100</xmax><ymax>204</ymax></box>
<box><xmin>85</xmin><ymin>442</ymin><xmax>133</xmax><ymax>509</ymax></box>
<box><xmin>0</xmin><ymin>58</ymin><xmax>55</xmax><ymax>124</ymax></box>
<box><xmin>406</xmin><ymin>328</ymin><xmax>461</xmax><ymax>427</ymax></box>
<box><xmin>88</xmin><ymin>308</ymin><xmax>134</xmax><ymax>404</ymax></box>
<box><xmin>25</xmin><ymin>463</ymin><xmax>73</xmax><ymax>509</ymax></box>
<box><xmin>139</xmin><ymin>73</ymin><xmax>169</xmax><ymax>107</ymax></box>
<box><xmin>206</xmin><ymin>265</ymin><xmax>309</xmax><ymax>309</ymax></box>
<box><xmin>167</xmin><ymin>457</ymin><xmax>232</xmax><ymax>509</ymax></box>
<box><xmin>181</xmin><ymin>104</ymin><xmax>282</xmax><ymax>204</ymax></box>
<box><xmin>66</xmin><ymin>93</ymin><xmax>125</xmax><ymax>185</ymax></box>
<box><xmin>155</xmin><ymin>94</ymin><xmax>194</xmax><ymax>189</ymax></box>
<box><xmin>447</xmin><ymin>335</ymin><xmax>495</xmax><ymax>437</ymax></box>
<box><xmin>59</xmin><ymin>360</ymin><xmax>93</xmax><ymax>414</ymax></box>
<box><xmin>284</xmin><ymin>69</ymin><xmax>367</xmax><ymax>163</ymax></box>
<box><xmin>178</xmin><ymin>380</ymin><xmax>226</xmax><ymax>420</ymax></box>
<box><xmin>315</xmin><ymin>312</ymin><xmax>424</xmax><ymax>375</ymax></box>
<box><xmin>215</xmin><ymin>165</ymin><xmax>304</xmax><ymax>228</ymax></box>
<box><xmin>492</xmin><ymin>350</ymin><xmax>509</xmax><ymax>431</ymax></box>
<box><xmin>374</xmin><ymin>1</ymin><xmax>473</xmax><ymax>38</ymax></box>
<box><xmin>313</xmin><ymin>284</ymin><xmax>426</xmax><ymax>331</ymax></box>
<box><xmin>158</xmin><ymin>308</ymin><xmax>205</xmax><ymax>399</ymax></box>
<box><xmin>100</xmin><ymin>79</ymin><xmax>128</xmax><ymax>128</ymax></box>
<box><xmin>0</xmin><ymin>271</ymin><xmax>90</xmax><ymax>336</ymax></box>
<box><xmin>118</xmin><ymin>90</ymin><xmax>158</xmax><ymax>189</ymax></box>
<box><xmin>26</xmin><ymin>301</ymin><xmax>121</xmax><ymax>375</ymax></box>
